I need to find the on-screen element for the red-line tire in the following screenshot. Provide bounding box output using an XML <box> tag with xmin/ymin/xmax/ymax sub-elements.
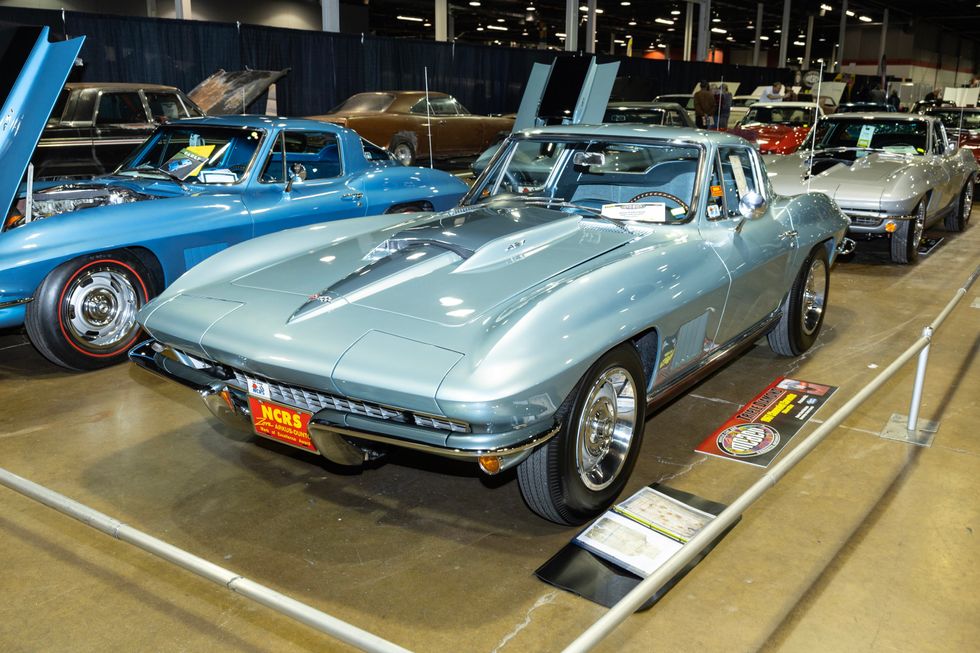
<box><xmin>25</xmin><ymin>252</ymin><xmax>153</xmax><ymax>371</ymax></box>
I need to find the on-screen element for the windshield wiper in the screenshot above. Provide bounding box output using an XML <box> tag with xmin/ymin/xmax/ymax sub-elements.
<box><xmin>118</xmin><ymin>164</ymin><xmax>189</xmax><ymax>190</ymax></box>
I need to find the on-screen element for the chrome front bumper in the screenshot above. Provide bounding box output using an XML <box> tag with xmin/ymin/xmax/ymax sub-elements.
<box><xmin>129</xmin><ymin>340</ymin><xmax>559</xmax><ymax>472</ymax></box>
<box><xmin>842</xmin><ymin>210</ymin><xmax>915</xmax><ymax>235</ymax></box>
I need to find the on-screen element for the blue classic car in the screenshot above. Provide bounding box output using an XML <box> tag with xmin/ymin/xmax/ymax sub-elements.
<box><xmin>131</xmin><ymin>124</ymin><xmax>850</xmax><ymax>524</ymax></box>
<box><xmin>0</xmin><ymin>28</ymin><xmax>467</xmax><ymax>370</ymax></box>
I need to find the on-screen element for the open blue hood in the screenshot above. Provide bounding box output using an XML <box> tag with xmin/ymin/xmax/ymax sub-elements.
<box><xmin>0</xmin><ymin>26</ymin><xmax>84</xmax><ymax>218</ymax></box>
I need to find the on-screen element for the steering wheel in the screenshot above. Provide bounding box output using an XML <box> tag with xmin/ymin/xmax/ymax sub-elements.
<box><xmin>628</xmin><ymin>191</ymin><xmax>690</xmax><ymax>214</ymax></box>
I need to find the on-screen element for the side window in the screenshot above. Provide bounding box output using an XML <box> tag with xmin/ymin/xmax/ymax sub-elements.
<box><xmin>145</xmin><ymin>92</ymin><xmax>187</xmax><ymax>121</ymax></box>
<box><xmin>260</xmin><ymin>131</ymin><xmax>342</xmax><ymax>183</ymax></box>
<box><xmin>96</xmin><ymin>92</ymin><xmax>147</xmax><ymax>124</ymax></box>
<box><xmin>428</xmin><ymin>97</ymin><xmax>458</xmax><ymax>116</ymax></box>
<box><xmin>361</xmin><ymin>138</ymin><xmax>394</xmax><ymax>163</ymax></box>
<box><xmin>452</xmin><ymin>99</ymin><xmax>470</xmax><ymax>115</ymax></box>
<box><xmin>410</xmin><ymin>99</ymin><xmax>429</xmax><ymax>115</ymax></box>
<box><xmin>70</xmin><ymin>89</ymin><xmax>98</xmax><ymax>124</ymax></box>
<box><xmin>46</xmin><ymin>89</ymin><xmax>70</xmax><ymax>126</ymax></box>
<box><xmin>933</xmin><ymin>122</ymin><xmax>947</xmax><ymax>154</ymax></box>
<box><xmin>668</xmin><ymin>110</ymin><xmax>686</xmax><ymax>126</ymax></box>
<box><xmin>718</xmin><ymin>147</ymin><xmax>760</xmax><ymax>218</ymax></box>
<box><xmin>706</xmin><ymin>155</ymin><xmax>726</xmax><ymax>220</ymax></box>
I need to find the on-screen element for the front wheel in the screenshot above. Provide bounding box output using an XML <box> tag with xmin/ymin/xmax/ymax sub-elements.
<box><xmin>25</xmin><ymin>253</ymin><xmax>153</xmax><ymax>370</ymax></box>
<box><xmin>768</xmin><ymin>246</ymin><xmax>830</xmax><ymax>357</ymax></box>
<box><xmin>890</xmin><ymin>200</ymin><xmax>925</xmax><ymax>264</ymax></box>
<box><xmin>517</xmin><ymin>344</ymin><xmax>646</xmax><ymax>525</ymax></box>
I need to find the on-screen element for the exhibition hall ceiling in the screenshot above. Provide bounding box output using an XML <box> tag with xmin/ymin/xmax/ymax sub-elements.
<box><xmin>355</xmin><ymin>1</ymin><xmax>980</xmax><ymax>54</ymax></box>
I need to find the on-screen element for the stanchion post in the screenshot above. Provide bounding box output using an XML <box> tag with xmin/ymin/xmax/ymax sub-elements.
<box><xmin>906</xmin><ymin>326</ymin><xmax>933</xmax><ymax>431</ymax></box>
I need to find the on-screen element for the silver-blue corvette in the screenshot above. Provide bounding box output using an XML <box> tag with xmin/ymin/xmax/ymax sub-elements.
<box><xmin>132</xmin><ymin>125</ymin><xmax>849</xmax><ymax>524</ymax></box>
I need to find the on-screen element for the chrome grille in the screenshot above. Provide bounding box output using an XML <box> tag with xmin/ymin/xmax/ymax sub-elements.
<box><xmin>847</xmin><ymin>215</ymin><xmax>882</xmax><ymax>227</ymax></box>
<box><xmin>228</xmin><ymin>369</ymin><xmax>469</xmax><ymax>433</ymax></box>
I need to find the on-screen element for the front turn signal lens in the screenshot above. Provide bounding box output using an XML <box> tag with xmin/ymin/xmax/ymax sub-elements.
<box><xmin>478</xmin><ymin>455</ymin><xmax>502</xmax><ymax>475</ymax></box>
<box><xmin>885</xmin><ymin>221</ymin><xmax>897</xmax><ymax>233</ymax></box>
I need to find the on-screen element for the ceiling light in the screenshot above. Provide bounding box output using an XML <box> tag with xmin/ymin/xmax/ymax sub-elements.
<box><xmin>667</xmin><ymin>27</ymin><xmax>675</xmax><ymax>31</ymax></box>
<box><xmin>820</xmin><ymin>3</ymin><xmax>833</xmax><ymax>10</ymax></box>
<box><xmin>622</xmin><ymin>1</ymin><xmax>632</xmax><ymax>5</ymax></box>
<box><xmin>629</xmin><ymin>19</ymin><xmax>636</xmax><ymax>25</ymax></box>
<box><xmin>845</xmin><ymin>10</ymin><xmax>855</xmax><ymax>16</ymax></box>
<box><xmin>858</xmin><ymin>15</ymin><xmax>872</xmax><ymax>22</ymax></box>
<box><xmin>712</xmin><ymin>17</ymin><xmax>721</xmax><ymax>23</ymax></box>
<box><xmin>726</xmin><ymin>36</ymin><xmax>734</xmax><ymax>41</ymax></box>
<box><xmin>614</xmin><ymin>39</ymin><xmax>626</xmax><ymax>44</ymax></box>
<box><xmin>793</xmin><ymin>40</ymin><xmax>805</xmax><ymax>46</ymax></box>
<box><xmin>423</xmin><ymin>22</ymin><xmax>431</xmax><ymax>27</ymax></box>
<box><xmin>671</xmin><ymin>9</ymin><xmax>681</xmax><ymax>15</ymax></box>
<box><xmin>477</xmin><ymin>26</ymin><xmax>484</xmax><ymax>31</ymax></box>
<box><xmin>468</xmin><ymin>1</ymin><xmax>480</xmax><ymax>5</ymax></box>
<box><xmin>556</xmin><ymin>32</ymin><xmax>566</xmax><ymax>37</ymax></box>
<box><xmin>397</xmin><ymin>15</ymin><xmax>423</xmax><ymax>22</ymax></box>
<box><xmin>487</xmin><ymin>24</ymin><xmax>507</xmax><ymax>31</ymax></box>
<box><xmin>759</xmin><ymin>35</ymin><xmax>770</xmax><ymax>41</ymax></box>
<box><xmin>819</xmin><ymin>37</ymin><xmax>826</xmax><ymax>41</ymax></box>
<box><xmin>655</xmin><ymin>18</ymin><xmax>674</xmax><ymax>25</ymax></box>
<box><xmin>711</xmin><ymin>27</ymin><xmax>727</xmax><ymax>34</ymax></box>
<box><xmin>526</xmin><ymin>5</ymin><xmax>535</xmax><ymax>10</ymax></box>
<box><xmin>497</xmin><ymin>18</ymin><xmax>505</xmax><ymax>22</ymax></box>
<box><xmin>774</xmin><ymin>29</ymin><xmax>781</xmax><ymax>33</ymax></box>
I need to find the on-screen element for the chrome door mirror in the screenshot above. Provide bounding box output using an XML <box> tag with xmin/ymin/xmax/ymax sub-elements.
<box><xmin>286</xmin><ymin>163</ymin><xmax>307</xmax><ymax>192</ymax></box>
<box><xmin>945</xmin><ymin>141</ymin><xmax>957</xmax><ymax>155</ymax></box>
<box><xmin>737</xmin><ymin>190</ymin><xmax>768</xmax><ymax>219</ymax></box>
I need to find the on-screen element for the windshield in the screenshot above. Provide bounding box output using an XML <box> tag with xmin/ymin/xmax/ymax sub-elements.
<box><xmin>809</xmin><ymin>119</ymin><xmax>928</xmax><ymax>154</ymax></box>
<box><xmin>118</xmin><ymin>125</ymin><xmax>265</xmax><ymax>183</ymax></box>
<box><xmin>603</xmin><ymin>108</ymin><xmax>667</xmax><ymax>125</ymax></box>
<box><xmin>330</xmin><ymin>93</ymin><xmax>395</xmax><ymax>114</ymax></box>
<box><xmin>743</xmin><ymin>106</ymin><xmax>817</xmax><ymax>126</ymax></box>
<box><xmin>465</xmin><ymin>138</ymin><xmax>701</xmax><ymax>223</ymax></box>
<box><xmin>928</xmin><ymin>110</ymin><xmax>980</xmax><ymax>131</ymax></box>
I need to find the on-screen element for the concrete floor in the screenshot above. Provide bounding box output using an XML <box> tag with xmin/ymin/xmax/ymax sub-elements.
<box><xmin>0</xmin><ymin>221</ymin><xmax>977</xmax><ymax>653</ymax></box>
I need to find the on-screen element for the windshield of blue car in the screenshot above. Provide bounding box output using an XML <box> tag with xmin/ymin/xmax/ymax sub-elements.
<box><xmin>928</xmin><ymin>110</ymin><xmax>980</xmax><ymax>132</ymax></box>
<box><xmin>465</xmin><ymin>138</ymin><xmax>700</xmax><ymax>223</ymax></box>
<box><xmin>809</xmin><ymin>119</ymin><xmax>928</xmax><ymax>155</ymax></box>
<box><xmin>117</xmin><ymin>125</ymin><xmax>264</xmax><ymax>183</ymax></box>
<box><xmin>329</xmin><ymin>93</ymin><xmax>396</xmax><ymax>113</ymax></box>
<box><xmin>742</xmin><ymin>106</ymin><xmax>817</xmax><ymax>126</ymax></box>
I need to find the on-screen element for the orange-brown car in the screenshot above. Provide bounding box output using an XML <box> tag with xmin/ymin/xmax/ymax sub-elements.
<box><xmin>311</xmin><ymin>91</ymin><xmax>514</xmax><ymax>166</ymax></box>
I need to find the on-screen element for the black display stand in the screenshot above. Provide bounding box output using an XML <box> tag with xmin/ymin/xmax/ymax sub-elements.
<box><xmin>535</xmin><ymin>484</ymin><xmax>739</xmax><ymax>611</ymax></box>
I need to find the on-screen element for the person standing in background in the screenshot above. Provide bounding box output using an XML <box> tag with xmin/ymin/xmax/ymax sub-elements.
<box><xmin>763</xmin><ymin>81</ymin><xmax>784</xmax><ymax>101</ymax></box>
<box><xmin>869</xmin><ymin>82</ymin><xmax>886</xmax><ymax>103</ymax></box>
<box><xmin>694</xmin><ymin>81</ymin><xmax>716</xmax><ymax>129</ymax></box>
<box><xmin>717</xmin><ymin>84</ymin><xmax>733</xmax><ymax>129</ymax></box>
<box><xmin>888</xmin><ymin>89</ymin><xmax>900</xmax><ymax>110</ymax></box>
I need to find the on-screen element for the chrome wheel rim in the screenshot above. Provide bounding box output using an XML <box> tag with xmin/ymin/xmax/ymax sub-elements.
<box><xmin>912</xmin><ymin>203</ymin><xmax>926</xmax><ymax>250</ymax></box>
<box><xmin>964</xmin><ymin>183</ymin><xmax>974</xmax><ymax>222</ymax></box>
<box><xmin>575</xmin><ymin>366</ymin><xmax>638</xmax><ymax>491</ymax></box>
<box><xmin>801</xmin><ymin>258</ymin><xmax>827</xmax><ymax>336</ymax></box>
<box><xmin>64</xmin><ymin>268</ymin><xmax>139</xmax><ymax>350</ymax></box>
<box><xmin>391</xmin><ymin>144</ymin><xmax>413</xmax><ymax>165</ymax></box>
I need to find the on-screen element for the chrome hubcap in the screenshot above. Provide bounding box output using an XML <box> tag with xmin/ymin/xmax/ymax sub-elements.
<box><xmin>575</xmin><ymin>366</ymin><xmax>638</xmax><ymax>491</ymax></box>
<box><xmin>801</xmin><ymin>258</ymin><xmax>827</xmax><ymax>336</ymax></box>
<box><xmin>912</xmin><ymin>204</ymin><xmax>925</xmax><ymax>249</ymax></box>
<box><xmin>65</xmin><ymin>269</ymin><xmax>139</xmax><ymax>350</ymax></box>
<box><xmin>392</xmin><ymin>144</ymin><xmax>413</xmax><ymax>165</ymax></box>
<box><xmin>964</xmin><ymin>183</ymin><xmax>974</xmax><ymax>222</ymax></box>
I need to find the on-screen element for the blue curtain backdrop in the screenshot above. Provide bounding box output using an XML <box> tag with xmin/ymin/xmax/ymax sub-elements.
<box><xmin>0</xmin><ymin>7</ymin><xmax>787</xmax><ymax>117</ymax></box>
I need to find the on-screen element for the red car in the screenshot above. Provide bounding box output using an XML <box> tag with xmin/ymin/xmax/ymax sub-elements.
<box><xmin>926</xmin><ymin>107</ymin><xmax>980</xmax><ymax>163</ymax></box>
<box><xmin>729</xmin><ymin>102</ymin><xmax>824</xmax><ymax>155</ymax></box>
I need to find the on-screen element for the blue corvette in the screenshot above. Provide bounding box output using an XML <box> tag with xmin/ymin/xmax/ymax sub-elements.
<box><xmin>0</xmin><ymin>27</ymin><xmax>467</xmax><ymax>370</ymax></box>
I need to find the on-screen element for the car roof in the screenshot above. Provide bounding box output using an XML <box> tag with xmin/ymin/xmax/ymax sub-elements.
<box><xmin>169</xmin><ymin>115</ymin><xmax>349</xmax><ymax>131</ymax></box>
<box><xmin>750</xmin><ymin>102</ymin><xmax>820</xmax><ymax>108</ymax></box>
<box><xmin>822</xmin><ymin>112</ymin><xmax>934</xmax><ymax>122</ymax></box>
<box><xmin>517</xmin><ymin>123</ymin><xmax>749</xmax><ymax>145</ymax></box>
<box><xmin>64</xmin><ymin>82</ymin><xmax>181</xmax><ymax>92</ymax></box>
<box><xmin>606</xmin><ymin>101</ymin><xmax>683</xmax><ymax>110</ymax></box>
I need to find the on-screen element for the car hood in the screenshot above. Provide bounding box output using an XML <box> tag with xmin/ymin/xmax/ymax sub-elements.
<box><xmin>187</xmin><ymin>68</ymin><xmax>289</xmax><ymax>115</ymax></box>
<box><xmin>0</xmin><ymin>27</ymin><xmax>84</xmax><ymax>220</ymax></box>
<box><xmin>766</xmin><ymin>150</ymin><xmax>914</xmax><ymax>203</ymax></box>
<box><xmin>231</xmin><ymin>204</ymin><xmax>634</xmax><ymax>326</ymax></box>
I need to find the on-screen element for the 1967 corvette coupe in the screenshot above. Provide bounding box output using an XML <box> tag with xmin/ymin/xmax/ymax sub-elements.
<box><xmin>765</xmin><ymin>113</ymin><xmax>977</xmax><ymax>263</ymax></box>
<box><xmin>132</xmin><ymin>125</ymin><xmax>849</xmax><ymax>524</ymax></box>
<box><xmin>0</xmin><ymin>28</ymin><xmax>467</xmax><ymax>370</ymax></box>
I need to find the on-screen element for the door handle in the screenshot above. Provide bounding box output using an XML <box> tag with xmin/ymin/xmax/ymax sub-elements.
<box><xmin>342</xmin><ymin>192</ymin><xmax>363</xmax><ymax>201</ymax></box>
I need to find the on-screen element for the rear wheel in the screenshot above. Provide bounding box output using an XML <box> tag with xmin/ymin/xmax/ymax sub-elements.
<box><xmin>517</xmin><ymin>344</ymin><xmax>646</xmax><ymax>525</ymax></box>
<box><xmin>768</xmin><ymin>247</ymin><xmax>830</xmax><ymax>357</ymax></box>
<box><xmin>389</xmin><ymin>139</ymin><xmax>416</xmax><ymax>166</ymax></box>
<box><xmin>890</xmin><ymin>200</ymin><xmax>925</xmax><ymax>264</ymax></box>
<box><xmin>25</xmin><ymin>253</ymin><xmax>153</xmax><ymax>370</ymax></box>
<box><xmin>944</xmin><ymin>180</ymin><xmax>974</xmax><ymax>232</ymax></box>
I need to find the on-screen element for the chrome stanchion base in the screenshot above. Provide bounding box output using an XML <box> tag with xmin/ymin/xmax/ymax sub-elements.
<box><xmin>880</xmin><ymin>413</ymin><xmax>940</xmax><ymax>447</ymax></box>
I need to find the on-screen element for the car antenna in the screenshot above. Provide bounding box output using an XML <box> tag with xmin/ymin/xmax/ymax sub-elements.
<box><xmin>806</xmin><ymin>61</ymin><xmax>825</xmax><ymax>193</ymax></box>
<box><xmin>424</xmin><ymin>67</ymin><xmax>434</xmax><ymax>169</ymax></box>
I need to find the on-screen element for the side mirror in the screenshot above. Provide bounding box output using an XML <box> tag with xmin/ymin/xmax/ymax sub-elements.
<box><xmin>945</xmin><ymin>141</ymin><xmax>957</xmax><ymax>155</ymax></box>
<box><xmin>285</xmin><ymin>163</ymin><xmax>307</xmax><ymax>192</ymax></box>
<box><xmin>736</xmin><ymin>191</ymin><xmax>768</xmax><ymax>226</ymax></box>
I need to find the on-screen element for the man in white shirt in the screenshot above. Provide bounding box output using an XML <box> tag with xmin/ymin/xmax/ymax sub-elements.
<box><xmin>763</xmin><ymin>81</ymin><xmax>784</xmax><ymax>101</ymax></box>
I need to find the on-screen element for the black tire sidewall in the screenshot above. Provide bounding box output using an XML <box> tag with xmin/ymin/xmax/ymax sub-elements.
<box><xmin>550</xmin><ymin>344</ymin><xmax>647</xmax><ymax>524</ymax></box>
<box><xmin>389</xmin><ymin>139</ymin><xmax>415</xmax><ymax>166</ymax></box>
<box><xmin>26</xmin><ymin>253</ymin><xmax>152</xmax><ymax>370</ymax></box>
